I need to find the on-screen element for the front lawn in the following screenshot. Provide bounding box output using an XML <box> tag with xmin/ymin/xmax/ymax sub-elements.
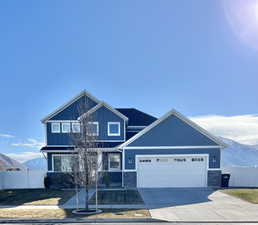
<box><xmin>0</xmin><ymin>208</ymin><xmax>150</xmax><ymax>219</ymax></box>
<box><xmin>221</xmin><ymin>188</ymin><xmax>258</xmax><ymax>204</ymax></box>
<box><xmin>0</xmin><ymin>189</ymin><xmax>75</xmax><ymax>206</ymax></box>
<box><xmin>89</xmin><ymin>190</ymin><xmax>144</xmax><ymax>205</ymax></box>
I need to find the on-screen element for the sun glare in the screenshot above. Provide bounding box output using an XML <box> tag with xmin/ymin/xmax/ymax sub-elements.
<box><xmin>255</xmin><ymin>3</ymin><xmax>258</xmax><ymax>22</ymax></box>
<box><xmin>223</xmin><ymin>0</ymin><xmax>258</xmax><ymax>51</ymax></box>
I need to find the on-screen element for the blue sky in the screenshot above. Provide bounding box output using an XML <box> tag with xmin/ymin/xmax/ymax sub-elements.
<box><xmin>1</xmin><ymin>0</ymin><xmax>258</xmax><ymax>162</ymax></box>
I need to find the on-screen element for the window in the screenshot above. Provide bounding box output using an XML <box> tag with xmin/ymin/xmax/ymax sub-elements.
<box><xmin>53</xmin><ymin>155</ymin><xmax>74</xmax><ymax>172</ymax></box>
<box><xmin>174</xmin><ymin>158</ymin><xmax>186</xmax><ymax>162</ymax></box>
<box><xmin>139</xmin><ymin>159</ymin><xmax>151</xmax><ymax>163</ymax></box>
<box><xmin>62</xmin><ymin>122</ymin><xmax>71</xmax><ymax>133</ymax></box>
<box><xmin>108</xmin><ymin>153</ymin><xmax>120</xmax><ymax>171</ymax></box>
<box><xmin>192</xmin><ymin>157</ymin><xmax>204</xmax><ymax>162</ymax></box>
<box><xmin>72</xmin><ymin>122</ymin><xmax>81</xmax><ymax>133</ymax></box>
<box><xmin>108</xmin><ymin>122</ymin><xmax>120</xmax><ymax>136</ymax></box>
<box><xmin>87</xmin><ymin>122</ymin><xmax>99</xmax><ymax>136</ymax></box>
<box><xmin>156</xmin><ymin>158</ymin><xmax>168</xmax><ymax>162</ymax></box>
<box><xmin>51</xmin><ymin>122</ymin><xmax>60</xmax><ymax>133</ymax></box>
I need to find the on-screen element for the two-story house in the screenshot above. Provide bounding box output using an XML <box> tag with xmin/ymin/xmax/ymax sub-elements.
<box><xmin>41</xmin><ymin>91</ymin><xmax>226</xmax><ymax>188</ymax></box>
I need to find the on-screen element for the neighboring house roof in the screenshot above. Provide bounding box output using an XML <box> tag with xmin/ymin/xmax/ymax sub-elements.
<box><xmin>126</xmin><ymin>131</ymin><xmax>139</xmax><ymax>140</ymax></box>
<box><xmin>41</xmin><ymin>90</ymin><xmax>100</xmax><ymax>123</ymax></box>
<box><xmin>116</xmin><ymin>108</ymin><xmax>157</xmax><ymax>126</ymax></box>
<box><xmin>119</xmin><ymin>109</ymin><xmax>227</xmax><ymax>149</ymax></box>
<box><xmin>79</xmin><ymin>102</ymin><xmax>128</xmax><ymax>121</ymax></box>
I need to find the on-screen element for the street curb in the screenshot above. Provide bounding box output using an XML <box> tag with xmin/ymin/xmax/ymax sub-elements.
<box><xmin>0</xmin><ymin>218</ymin><xmax>165</xmax><ymax>223</ymax></box>
<box><xmin>1</xmin><ymin>219</ymin><xmax>258</xmax><ymax>224</ymax></box>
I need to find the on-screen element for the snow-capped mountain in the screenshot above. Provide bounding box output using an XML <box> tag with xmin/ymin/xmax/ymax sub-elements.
<box><xmin>23</xmin><ymin>157</ymin><xmax>47</xmax><ymax>170</ymax></box>
<box><xmin>221</xmin><ymin>137</ymin><xmax>258</xmax><ymax>167</ymax></box>
<box><xmin>0</xmin><ymin>153</ymin><xmax>27</xmax><ymax>170</ymax></box>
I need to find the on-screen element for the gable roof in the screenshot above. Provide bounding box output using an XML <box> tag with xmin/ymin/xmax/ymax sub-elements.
<box><xmin>79</xmin><ymin>102</ymin><xmax>128</xmax><ymax>121</ymax></box>
<box><xmin>116</xmin><ymin>108</ymin><xmax>157</xmax><ymax>126</ymax></box>
<box><xmin>119</xmin><ymin>109</ymin><xmax>227</xmax><ymax>149</ymax></box>
<box><xmin>41</xmin><ymin>90</ymin><xmax>100</xmax><ymax>123</ymax></box>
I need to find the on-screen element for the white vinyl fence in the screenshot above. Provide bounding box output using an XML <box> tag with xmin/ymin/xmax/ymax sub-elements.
<box><xmin>223</xmin><ymin>166</ymin><xmax>258</xmax><ymax>187</ymax></box>
<box><xmin>0</xmin><ymin>169</ymin><xmax>46</xmax><ymax>189</ymax></box>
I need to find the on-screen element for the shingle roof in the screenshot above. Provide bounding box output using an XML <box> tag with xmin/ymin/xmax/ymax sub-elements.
<box><xmin>41</xmin><ymin>142</ymin><xmax>123</xmax><ymax>151</ymax></box>
<box><xmin>116</xmin><ymin>108</ymin><xmax>157</xmax><ymax>126</ymax></box>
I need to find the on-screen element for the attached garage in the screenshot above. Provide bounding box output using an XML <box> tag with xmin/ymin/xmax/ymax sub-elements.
<box><xmin>136</xmin><ymin>154</ymin><xmax>208</xmax><ymax>188</ymax></box>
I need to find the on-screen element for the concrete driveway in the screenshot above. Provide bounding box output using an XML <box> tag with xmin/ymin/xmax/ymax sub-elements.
<box><xmin>138</xmin><ymin>188</ymin><xmax>258</xmax><ymax>222</ymax></box>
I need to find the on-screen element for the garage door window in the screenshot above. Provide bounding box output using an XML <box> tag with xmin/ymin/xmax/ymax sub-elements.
<box><xmin>174</xmin><ymin>158</ymin><xmax>186</xmax><ymax>162</ymax></box>
<box><xmin>192</xmin><ymin>157</ymin><xmax>204</xmax><ymax>162</ymax></box>
<box><xmin>139</xmin><ymin>159</ymin><xmax>151</xmax><ymax>163</ymax></box>
<box><xmin>156</xmin><ymin>158</ymin><xmax>168</xmax><ymax>162</ymax></box>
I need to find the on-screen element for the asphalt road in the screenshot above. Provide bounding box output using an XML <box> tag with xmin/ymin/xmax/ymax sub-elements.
<box><xmin>3</xmin><ymin>223</ymin><xmax>258</xmax><ymax>225</ymax></box>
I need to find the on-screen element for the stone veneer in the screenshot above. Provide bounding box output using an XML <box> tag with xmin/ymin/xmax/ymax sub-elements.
<box><xmin>123</xmin><ymin>172</ymin><xmax>137</xmax><ymax>188</ymax></box>
<box><xmin>208</xmin><ymin>170</ymin><xmax>221</xmax><ymax>187</ymax></box>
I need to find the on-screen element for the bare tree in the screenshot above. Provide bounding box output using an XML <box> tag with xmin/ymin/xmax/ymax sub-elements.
<box><xmin>70</xmin><ymin>99</ymin><xmax>102</xmax><ymax>212</ymax></box>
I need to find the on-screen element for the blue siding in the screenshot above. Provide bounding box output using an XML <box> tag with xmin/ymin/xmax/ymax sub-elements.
<box><xmin>90</xmin><ymin>106</ymin><xmax>125</xmax><ymax>141</ymax></box>
<box><xmin>47</xmin><ymin>106</ymin><xmax>125</xmax><ymax>145</ymax></box>
<box><xmin>128</xmin><ymin>115</ymin><xmax>218</xmax><ymax>147</ymax></box>
<box><xmin>124</xmin><ymin>148</ymin><xmax>221</xmax><ymax>169</ymax></box>
<box><xmin>47</xmin><ymin>123</ymin><xmax>73</xmax><ymax>145</ymax></box>
<box><xmin>51</xmin><ymin>95</ymin><xmax>97</xmax><ymax>120</ymax></box>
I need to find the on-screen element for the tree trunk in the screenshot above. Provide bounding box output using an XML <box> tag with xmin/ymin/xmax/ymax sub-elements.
<box><xmin>85</xmin><ymin>187</ymin><xmax>89</xmax><ymax>210</ymax></box>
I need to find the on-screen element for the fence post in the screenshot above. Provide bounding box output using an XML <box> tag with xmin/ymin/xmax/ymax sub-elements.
<box><xmin>27</xmin><ymin>169</ymin><xmax>30</xmax><ymax>189</ymax></box>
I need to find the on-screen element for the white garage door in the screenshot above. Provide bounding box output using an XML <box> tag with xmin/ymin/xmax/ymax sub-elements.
<box><xmin>137</xmin><ymin>155</ymin><xmax>208</xmax><ymax>188</ymax></box>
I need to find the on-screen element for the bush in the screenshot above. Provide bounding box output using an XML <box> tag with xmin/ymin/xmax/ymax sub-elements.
<box><xmin>44</xmin><ymin>176</ymin><xmax>51</xmax><ymax>189</ymax></box>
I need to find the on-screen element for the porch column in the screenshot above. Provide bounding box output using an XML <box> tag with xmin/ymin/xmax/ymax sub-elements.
<box><xmin>97</xmin><ymin>151</ymin><xmax>102</xmax><ymax>171</ymax></box>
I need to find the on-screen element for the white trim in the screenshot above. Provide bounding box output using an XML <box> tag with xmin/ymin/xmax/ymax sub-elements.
<box><xmin>41</xmin><ymin>90</ymin><xmax>100</xmax><ymax>123</ymax></box>
<box><xmin>42</xmin><ymin>148</ymin><xmax>121</xmax><ymax>153</ymax></box>
<box><xmin>48</xmin><ymin>120</ymin><xmax>79</xmax><ymax>123</ymax></box>
<box><xmin>87</xmin><ymin>122</ymin><xmax>99</xmax><ymax>136</ymax></box>
<box><xmin>51</xmin><ymin>122</ymin><xmax>61</xmax><ymax>133</ymax></box>
<box><xmin>108</xmin><ymin>153</ymin><xmax>121</xmax><ymax>171</ymax></box>
<box><xmin>208</xmin><ymin>168</ymin><xmax>221</xmax><ymax>171</ymax></box>
<box><xmin>45</xmin><ymin>123</ymin><xmax>48</xmax><ymax>144</ymax></box>
<box><xmin>135</xmin><ymin>154</ymin><xmax>209</xmax><ymax>187</ymax></box>
<box><xmin>123</xmin><ymin>146</ymin><xmax>221</xmax><ymax>150</ymax></box>
<box><xmin>127</xmin><ymin>126</ymin><xmax>146</xmax><ymax>129</ymax></box>
<box><xmin>61</xmin><ymin>122</ymin><xmax>71</xmax><ymax>133</ymax></box>
<box><xmin>119</xmin><ymin>109</ymin><xmax>227</xmax><ymax>149</ymax></box>
<box><xmin>79</xmin><ymin>101</ymin><xmax>128</xmax><ymax>121</ymax></box>
<box><xmin>108</xmin><ymin>122</ymin><xmax>121</xmax><ymax>136</ymax></box>
<box><xmin>123</xmin><ymin>169</ymin><xmax>136</xmax><ymax>172</ymax></box>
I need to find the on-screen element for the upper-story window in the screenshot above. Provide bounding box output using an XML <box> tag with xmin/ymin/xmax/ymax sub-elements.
<box><xmin>72</xmin><ymin>122</ymin><xmax>81</xmax><ymax>133</ymax></box>
<box><xmin>51</xmin><ymin>122</ymin><xmax>61</xmax><ymax>133</ymax></box>
<box><xmin>62</xmin><ymin>122</ymin><xmax>71</xmax><ymax>133</ymax></box>
<box><xmin>108</xmin><ymin>122</ymin><xmax>120</xmax><ymax>136</ymax></box>
<box><xmin>87</xmin><ymin>122</ymin><xmax>99</xmax><ymax>136</ymax></box>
